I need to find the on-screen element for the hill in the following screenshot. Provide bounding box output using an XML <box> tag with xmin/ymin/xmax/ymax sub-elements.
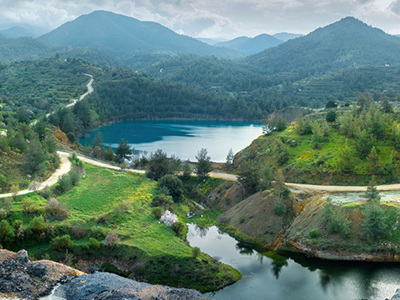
<box><xmin>272</xmin><ymin>32</ymin><xmax>303</xmax><ymax>41</ymax></box>
<box><xmin>215</xmin><ymin>34</ymin><xmax>283</xmax><ymax>55</ymax></box>
<box><xmin>246</xmin><ymin>17</ymin><xmax>400</xmax><ymax>79</ymax></box>
<box><xmin>39</xmin><ymin>10</ymin><xmax>242</xmax><ymax>61</ymax></box>
<box><xmin>0</xmin><ymin>26</ymin><xmax>36</xmax><ymax>38</ymax></box>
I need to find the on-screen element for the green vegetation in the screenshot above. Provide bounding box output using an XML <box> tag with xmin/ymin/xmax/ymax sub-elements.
<box><xmin>236</xmin><ymin>97</ymin><xmax>400</xmax><ymax>185</ymax></box>
<box><xmin>0</xmin><ymin>163</ymin><xmax>240</xmax><ymax>291</ymax></box>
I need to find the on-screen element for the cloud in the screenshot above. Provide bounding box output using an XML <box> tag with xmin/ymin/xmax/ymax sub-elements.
<box><xmin>1</xmin><ymin>0</ymin><xmax>400</xmax><ymax>37</ymax></box>
<box><xmin>390</xmin><ymin>0</ymin><xmax>400</xmax><ymax>15</ymax></box>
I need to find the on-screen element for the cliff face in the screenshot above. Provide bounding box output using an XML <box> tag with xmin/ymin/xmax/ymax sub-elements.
<box><xmin>0</xmin><ymin>249</ymin><xmax>209</xmax><ymax>300</ymax></box>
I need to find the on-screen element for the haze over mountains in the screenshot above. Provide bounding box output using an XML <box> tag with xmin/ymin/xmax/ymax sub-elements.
<box><xmin>0</xmin><ymin>10</ymin><xmax>399</xmax><ymax>91</ymax></box>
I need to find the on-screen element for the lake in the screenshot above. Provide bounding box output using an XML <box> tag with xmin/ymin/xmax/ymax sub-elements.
<box><xmin>79</xmin><ymin>120</ymin><xmax>262</xmax><ymax>162</ymax></box>
<box><xmin>187</xmin><ymin>224</ymin><xmax>400</xmax><ymax>300</ymax></box>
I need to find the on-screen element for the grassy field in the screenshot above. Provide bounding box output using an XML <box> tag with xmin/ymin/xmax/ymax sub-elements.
<box><xmin>5</xmin><ymin>163</ymin><xmax>240</xmax><ymax>291</ymax></box>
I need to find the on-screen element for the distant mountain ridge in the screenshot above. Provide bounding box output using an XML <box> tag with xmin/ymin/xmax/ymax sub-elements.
<box><xmin>40</xmin><ymin>10</ymin><xmax>242</xmax><ymax>59</ymax></box>
<box><xmin>246</xmin><ymin>17</ymin><xmax>400</xmax><ymax>78</ymax></box>
<box><xmin>272</xmin><ymin>32</ymin><xmax>303</xmax><ymax>41</ymax></box>
<box><xmin>215</xmin><ymin>34</ymin><xmax>283</xmax><ymax>55</ymax></box>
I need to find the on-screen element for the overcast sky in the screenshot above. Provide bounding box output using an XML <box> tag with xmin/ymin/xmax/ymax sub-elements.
<box><xmin>2</xmin><ymin>0</ymin><xmax>400</xmax><ymax>38</ymax></box>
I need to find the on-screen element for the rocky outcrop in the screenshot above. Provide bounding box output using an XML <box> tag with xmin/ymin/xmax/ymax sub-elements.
<box><xmin>51</xmin><ymin>272</ymin><xmax>209</xmax><ymax>300</ymax></box>
<box><xmin>0</xmin><ymin>249</ymin><xmax>210</xmax><ymax>300</ymax></box>
<box><xmin>0</xmin><ymin>249</ymin><xmax>85</xmax><ymax>299</ymax></box>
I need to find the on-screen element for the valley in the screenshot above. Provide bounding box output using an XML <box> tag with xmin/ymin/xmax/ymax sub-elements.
<box><xmin>3</xmin><ymin>8</ymin><xmax>400</xmax><ymax>300</ymax></box>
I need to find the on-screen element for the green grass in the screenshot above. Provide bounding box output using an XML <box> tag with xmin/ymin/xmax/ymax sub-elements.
<box><xmin>4</xmin><ymin>163</ymin><xmax>241</xmax><ymax>291</ymax></box>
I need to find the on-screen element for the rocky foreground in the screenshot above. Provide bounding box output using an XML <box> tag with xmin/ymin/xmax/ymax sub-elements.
<box><xmin>0</xmin><ymin>249</ymin><xmax>209</xmax><ymax>300</ymax></box>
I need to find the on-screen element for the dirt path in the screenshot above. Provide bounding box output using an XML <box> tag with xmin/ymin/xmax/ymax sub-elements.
<box><xmin>0</xmin><ymin>152</ymin><xmax>71</xmax><ymax>199</ymax></box>
<box><xmin>285</xmin><ymin>182</ymin><xmax>400</xmax><ymax>192</ymax></box>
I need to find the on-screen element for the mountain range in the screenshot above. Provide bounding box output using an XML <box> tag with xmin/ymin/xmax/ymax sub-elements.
<box><xmin>215</xmin><ymin>34</ymin><xmax>284</xmax><ymax>55</ymax></box>
<box><xmin>39</xmin><ymin>10</ymin><xmax>242</xmax><ymax>60</ymax></box>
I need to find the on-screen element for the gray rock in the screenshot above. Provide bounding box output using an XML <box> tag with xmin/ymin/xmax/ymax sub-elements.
<box><xmin>55</xmin><ymin>272</ymin><xmax>210</xmax><ymax>300</ymax></box>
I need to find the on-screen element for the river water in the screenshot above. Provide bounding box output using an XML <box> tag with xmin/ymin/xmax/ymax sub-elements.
<box><xmin>79</xmin><ymin>120</ymin><xmax>262</xmax><ymax>162</ymax></box>
<box><xmin>187</xmin><ymin>224</ymin><xmax>400</xmax><ymax>300</ymax></box>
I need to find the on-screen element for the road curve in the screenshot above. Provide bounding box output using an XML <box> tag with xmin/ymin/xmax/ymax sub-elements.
<box><xmin>285</xmin><ymin>182</ymin><xmax>400</xmax><ymax>192</ymax></box>
<box><xmin>0</xmin><ymin>152</ymin><xmax>71</xmax><ymax>199</ymax></box>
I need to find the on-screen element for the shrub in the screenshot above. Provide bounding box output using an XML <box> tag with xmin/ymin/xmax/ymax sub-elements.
<box><xmin>69</xmin><ymin>169</ymin><xmax>80</xmax><ymax>186</ymax></box>
<box><xmin>71</xmin><ymin>225</ymin><xmax>88</xmax><ymax>240</ymax></box>
<box><xmin>51</xmin><ymin>235</ymin><xmax>73</xmax><ymax>251</ymax></box>
<box><xmin>104</xmin><ymin>230</ymin><xmax>120</xmax><ymax>248</ymax></box>
<box><xmin>58</xmin><ymin>174</ymin><xmax>73</xmax><ymax>193</ymax></box>
<box><xmin>0</xmin><ymin>220</ymin><xmax>14</xmax><ymax>244</ymax></box>
<box><xmin>309</xmin><ymin>229</ymin><xmax>320</xmax><ymax>239</ymax></box>
<box><xmin>91</xmin><ymin>226</ymin><xmax>107</xmax><ymax>238</ymax></box>
<box><xmin>39</xmin><ymin>186</ymin><xmax>53</xmax><ymax>199</ymax></box>
<box><xmin>152</xmin><ymin>194</ymin><xmax>174</xmax><ymax>211</ymax></box>
<box><xmin>158</xmin><ymin>175</ymin><xmax>184</xmax><ymax>202</ymax></box>
<box><xmin>29</xmin><ymin>216</ymin><xmax>47</xmax><ymax>235</ymax></box>
<box><xmin>21</xmin><ymin>199</ymin><xmax>40</xmax><ymax>214</ymax></box>
<box><xmin>191</xmin><ymin>247</ymin><xmax>201</xmax><ymax>259</ymax></box>
<box><xmin>46</xmin><ymin>198</ymin><xmax>69</xmax><ymax>221</ymax></box>
<box><xmin>273</xmin><ymin>199</ymin><xmax>287</xmax><ymax>216</ymax></box>
<box><xmin>152</xmin><ymin>207</ymin><xmax>164</xmax><ymax>219</ymax></box>
<box><xmin>112</xmin><ymin>200</ymin><xmax>133</xmax><ymax>216</ymax></box>
<box><xmin>89</xmin><ymin>238</ymin><xmax>100</xmax><ymax>249</ymax></box>
<box><xmin>171</xmin><ymin>221</ymin><xmax>186</xmax><ymax>237</ymax></box>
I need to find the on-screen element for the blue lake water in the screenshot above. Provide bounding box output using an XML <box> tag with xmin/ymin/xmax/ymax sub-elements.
<box><xmin>187</xmin><ymin>224</ymin><xmax>400</xmax><ymax>300</ymax></box>
<box><xmin>79</xmin><ymin>120</ymin><xmax>262</xmax><ymax>162</ymax></box>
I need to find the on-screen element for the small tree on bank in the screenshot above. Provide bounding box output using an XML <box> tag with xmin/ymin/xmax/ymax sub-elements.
<box><xmin>195</xmin><ymin>148</ymin><xmax>212</xmax><ymax>181</ymax></box>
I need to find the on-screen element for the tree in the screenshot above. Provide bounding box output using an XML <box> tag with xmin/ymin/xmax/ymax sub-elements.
<box><xmin>0</xmin><ymin>220</ymin><xmax>14</xmax><ymax>244</ymax></box>
<box><xmin>225</xmin><ymin>148</ymin><xmax>234</xmax><ymax>171</ymax></box>
<box><xmin>237</xmin><ymin>161</ymin><xmax>260</xmax><ymax>195</ymax></box>
<box><xmin>146</xmin><ymin>149</ymin><xmax>170</xmax><ymax>181</ymax></box>
<box><xmin>311</xmin><ymin>124</ymin><xmax>324</xmax><ymax>149</ymax></box>
<box><xmin>158</xmin><ymin>174</ymin><xmax>184</xmax><ymax>202</ymax></box>
<box><xmin>115</xmin><ymin>139</ymin><xmax>132</xmax><ymax>162</ymax></box>
<box><xmin>355</xmin><ymin>129</ymin><xmax>374</xmax><ymax>159</ymax></box>
<box><xmin>325</xmin><ymin>109</ymin><xmax>337</xmax><ymax>123</ymax></box>
<box><xmin>25</xmin><ymin>134</ymin><xmax>48</xmax><ymax>176</ymax></box>
<box><xmin>195</xmin><ymin>148</ymin><xmax>212</xmax><ymax>181</ymax></box>
<box><xmin>325</xmin><ymin>100</ymin><xmax>336</xmax><ymax>109</ymax></box>
<box><xmin>104</xmin><ymin>230</ymin><xmax>120</xmax><ymax>248</ymax></box>
<box><xmin>366</xmin><ymin>147</ymin><xmax>381</xmax><ymax>174</ymax></box>
<box><xmin>322</xmin><ymin>199</ymin><xmax>350</xmax><ymax>238</ymax></box>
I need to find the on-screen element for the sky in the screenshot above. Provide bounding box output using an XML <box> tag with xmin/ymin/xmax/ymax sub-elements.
<box><xmin>2</xmin><ymin>0</ymin><xmax>400</xmax><ymax>39</ymax></box>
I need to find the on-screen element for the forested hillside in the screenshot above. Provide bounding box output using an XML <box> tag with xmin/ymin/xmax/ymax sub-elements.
<box><xmin>246</xmin><ymin>17</ymin><xmax>400</xmax><ymax>79</ymax></box>
<box><xmin>40</xmin><ymin>11</ymin><xmax>242</xmax><ymax>60</ymax></box>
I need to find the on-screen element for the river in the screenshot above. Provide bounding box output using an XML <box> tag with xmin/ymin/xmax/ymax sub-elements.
<box><xmin>79</xmin><ymin>120</ymin><xmax>262</xmax><ymax>162</ymax></box>
<box><xmin>187</xmin><ymin>224</ymin><xmax>400</xmax><ymax>300</ymax></box>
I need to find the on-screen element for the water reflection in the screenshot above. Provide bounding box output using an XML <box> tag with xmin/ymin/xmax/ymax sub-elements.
<box><xmin>187</xmin><ymin>224</ymin><xmax>400</xmax><ymax>300</ymax></box>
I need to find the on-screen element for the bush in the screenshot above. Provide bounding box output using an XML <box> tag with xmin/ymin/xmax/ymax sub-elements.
<box><xmin>171</xmin><ymin>221</ymin><xmax>186</xmax><ymax>237</ymax></box>
<box><xmin>21</xmin><ymin>199</ymin><xmax>40</xmax><ymax>214</ymax></box>
<box><xmin>273</xmin><ymin>199</ymin><xmax>287</xmax><ymax>216</ymax></box>
<box><xmin>46</xmin><ymin>198</ymin><xmax>69</xmax><ymax>221</ymax></box>
<box><xmin>152</xmin><ymin>207</ymin><xmax>164</xmax><ymax>219</ymax></box>
<box><xmin>29</xmin><ymin>216</ymin><xmax>47</xmax><ymax>235</ymax></box>
<box><xmin>0</xmin><ymin>220</ymin><xmax>14</xmax><ymax>244</ymax></box>
<box><xmin>71</xmin><ymin>225</ymin><xmax>88</xmax><ymax>240</ymax></box>
<box><xmin>158</xmin><ymin>174</ymin><xmax>184</xmax><ymax>202</ymax></box>
<box><xmin>309</xmin><ymin>229</ymin><xmax>320</xmax><ymax>239</ymax></box>
<box><xmin>91</xmin><ymin>226</ymin><xmax>107</xmax><ymax>238</ymax></box>
<box><xmin>89</xmin><ymin>238</ymin><xmax>100</xmax><ymax>249</ymax></box>
<box><xmin>58</xmin><ymin>174</ymin><xmax>73</xmax><ymax>193</ymax></box>
<box><xmin>192</xmin><ymin>246</ymin><xmax>201</xmax><ymax>259</ymax></box>
<box><xmin>51</xmin><ymin>234</ymin><xmax>73</xmax><ymax>251</ymax></box>
<box><xmin>152</xmin><ymin>194</ymin><xmax>174</xmax><ymax>211</ymax></box>
<box><xmin>104</xmin><ymin>230</ymin><xmax>120</xmax><ymax>248</ymax></box>
<box><xmin>39</xmin><ymin>186</ymin><xmax>53</xmax><ymax>199</ymax></box>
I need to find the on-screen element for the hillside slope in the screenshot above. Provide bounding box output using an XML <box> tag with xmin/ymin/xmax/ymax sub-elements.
<box><xmin>40</xmin><ymin>10</ymin><xmax>241</xmax><ymax>59</ymax></box>
<box><xmin>246</xmin><ymin>17</ymin><xmax>400</xmax><ymax>78</ymax></box>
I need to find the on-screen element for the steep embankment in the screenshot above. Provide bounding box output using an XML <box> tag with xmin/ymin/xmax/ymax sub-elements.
<box><xmin>217</xmin><ymin>188</ymin><xmax>400</xmax><ymax>262</ymax></box>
